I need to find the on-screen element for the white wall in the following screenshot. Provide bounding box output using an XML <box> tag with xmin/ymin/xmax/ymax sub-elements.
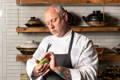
<box><xmin>0</xmin><ymin>0</ymin><xmax>120</xmax><ymax>80</ymax></box>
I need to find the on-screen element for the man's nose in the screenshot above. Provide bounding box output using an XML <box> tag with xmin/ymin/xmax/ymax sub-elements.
<box><xmin>49</xmin><ymin>22</ymin><xmax>55</xmax><ymax>29</ymax></box>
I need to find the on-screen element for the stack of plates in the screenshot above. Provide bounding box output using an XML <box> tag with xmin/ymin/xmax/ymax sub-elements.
<box><xmin>20</xmin><ymin>73</ymin><xmax>29</xmax><ymax>80</ymax></box>
<box><xmin>16</xmin><ymin>46</ymin><xmax>37</xmax><ymax>55</ymax></box>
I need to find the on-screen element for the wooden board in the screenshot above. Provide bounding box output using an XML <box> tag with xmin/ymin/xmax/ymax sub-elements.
<box><xmin>16</xmin><ymin>0</ymin><xmax>120</xmax><ymax>5</ymax></box>
<box><xmin>99</xmin><ymin>55</ymin><xmax>120</xmax><ymax>61</ymax></box>
<box><xmin>16</xmin><ymin>54</ymin><xmax>32</xmax><ymax>61</ymax></box>
<box><xmin>16</xmin><ymin>54</ymin><xmax>120</xmax><ymax>62</ymax></box>
<box><xmin>88</xmin><ymin>0</ymin><xmax>105</xmax><ymax>3</ymax></box>
<box><xmin>16</xmin><ymin>0</ymin><xmax>88</xmax><ymax>5</ymax></box>
<box><xmin>105</xmin><ymin>0</ymin><xmax>120</xmax><ymax>3</ymax></box>
<box><xmin>16</xmin><ymin>26</ymin><xmax>120</xmax><ymax>32</ymax></box>
<box><xmin>88</xmin><ymin>0</ymin><xmax>120</xmax><ymax>3</ymax></box>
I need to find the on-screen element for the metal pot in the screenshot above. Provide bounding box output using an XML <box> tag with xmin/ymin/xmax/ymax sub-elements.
<box><xmin>82</xmin><ymin>11</ymin><xmax>106</xmax><ymax>26</ymax></box>
<box><xmin>25</xmin><ymin>17</ymin><xmax>43</xmax><ymax>27</ymax></box>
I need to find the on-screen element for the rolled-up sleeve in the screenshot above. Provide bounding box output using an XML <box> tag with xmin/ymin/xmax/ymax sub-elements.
<box><xmin>70</xmin><ymin>38</ymin><xmax>98</xmax><ymax>80</ymax></box>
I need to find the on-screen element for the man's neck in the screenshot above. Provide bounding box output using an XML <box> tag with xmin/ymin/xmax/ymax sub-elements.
<box><xmin>59</xmin><ymin>27</ymin><xmax>71</xmax><ymax>37</ymax></box>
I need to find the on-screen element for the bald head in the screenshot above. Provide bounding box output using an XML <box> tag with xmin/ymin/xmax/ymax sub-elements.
<box><xmin>45</xmin><ymin>5</ymin><xmax>66</xmax><ymax>15</ymax></box>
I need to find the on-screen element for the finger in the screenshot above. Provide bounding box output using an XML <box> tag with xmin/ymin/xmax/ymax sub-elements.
<box><xmin>38</xmin><ymin>52</ymin><xmax>54</xmax><ymax>61</ymax></box>
<box><xmin>37</xmin><ymin>64</ymin><xmax>44</xmax><ymax>72</ymax></box>
<box><xmin>34</xmin><ymin>65</ymin><xmax>41</xmax><ymax>74</ymax></box>
<box><xmin>36</xmin><ymin>59</ymin><xmax>40</xmax><ymax>64</ymax></box>
<box><xmin>36</xmin><ymin>70</ymin><xmax>39</xmax><ymax>74</ymax></box>
<box><xmin>40</xmin><ymin>63</ymin><xmax>49</xmax><ymax>72</ymax></box>
<box><xmin>38</xmin><ymin>72</ymin><xmax>43</xmax><ymax>76</ymax></box>
<box><xmin>48</xmin><ymin>52</ymin><xmax>55</xmax><ymax>58</ymax></box>
<box><xmin>36</xmin><ymin>69</ymin><xmax>43</xmax><ymax>75</ymax></box>
<box><xmin>43</xmin><ymin>63</ymin><xmax>50</xmax><ymax>72</ymax></box>
<box><xmin>42</xmin><ymin>69</ymin><xmax>50</xmax><ymax>76</ymax></box>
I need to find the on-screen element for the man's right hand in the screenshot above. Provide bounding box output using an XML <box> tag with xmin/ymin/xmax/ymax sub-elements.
<box><xmin>32</xmin><ymin>52</ymin><xmax>55</xmax><ymax>76</ymax></box>
<box><xmin>33</xmin><ymin>60</ymin><xmax>50</xmax><ymax>76</ymax></box>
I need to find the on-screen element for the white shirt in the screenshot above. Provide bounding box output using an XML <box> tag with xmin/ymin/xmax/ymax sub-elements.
<box><xmin>26</xmin><ymin>30</ymin><xmax>98</xmax><ymax>80</ymax></box>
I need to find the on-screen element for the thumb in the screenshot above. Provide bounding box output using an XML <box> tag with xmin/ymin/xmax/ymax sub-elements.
<box><xmin>36</xmin><ymin>59</ymin><xmax>40</xmax><ymax>64</ymax></box>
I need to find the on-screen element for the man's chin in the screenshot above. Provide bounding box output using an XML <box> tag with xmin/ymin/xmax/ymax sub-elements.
<box><xmin>51</xmin><ymin>32</ymin><xmax>60</xmax><ymax>37</ymax></box>
<box><xmin>52</xmin><ymin>33</ymin><xmax>59</xmax><ymax>37</ymax></box>
<box><xmin>51</xmin><ymin>31</ymin><xmax>58</xmax><ymax>35</ymax></box>
<box><xmin>51</xmin><ymin>31</ymin><xmax>62</xmax><ymax>37</ymax></box>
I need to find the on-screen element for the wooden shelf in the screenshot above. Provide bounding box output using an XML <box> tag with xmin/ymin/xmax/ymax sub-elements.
<box><xmin>16</xmin><ymin>54</ymin><xmax>32</xmax><ymax>61</ymax></box>
<box><xmin>16</xmin><ymin>54</ymin><xmax>120</xmax><ymax>62</ymax></box>
<box><xmin>16</xmin><ymin>0</ymin><xmax>87</xmax><ymax>5</ymax></box>
<box><xmin>89</xmin><ymin>0</ymin><xmax>120</xmax><ymax>4</ymax></box>
<box><xmin>16</xmin><ymin>26</ymin><xmax>120</xmax><ymax>32</ymax></box>
<box><xmin>99</xmin><ymin>55</ymin><xmax>120</xmax><ymax>61</ymax></box>
<box><xmin>16</xmin><ymin>0</ymin><xmax>120</xmax><ymax>5</ymax></box>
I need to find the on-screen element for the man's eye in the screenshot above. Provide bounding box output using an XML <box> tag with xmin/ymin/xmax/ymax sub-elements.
<box><xmin>52</xmin><ymin>18</ymin><xmax>57</xmax><ymax>22</ymax></box>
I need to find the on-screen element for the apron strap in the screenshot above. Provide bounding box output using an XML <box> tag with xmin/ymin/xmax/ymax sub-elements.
<box><xmin>65</xmin><ymin>31</ymin><xmax>74</xmax><ymax>68</ymax></box>
<box><xmin>68</xmin><ymin>31</ymin><xmax>74</xmax><ymax>55</ymax></box>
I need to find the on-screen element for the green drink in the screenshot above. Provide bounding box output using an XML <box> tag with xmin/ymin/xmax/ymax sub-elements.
<box><xmin>39</xmin><ymin>58</ymin><xmax>49</xmax><ymax>64</ymax></box>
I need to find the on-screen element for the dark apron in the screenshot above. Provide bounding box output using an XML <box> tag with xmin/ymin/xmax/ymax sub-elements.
<box><xmin>43</xmin><ymin>31</ymin><xmax>74</xmax><ymax>80</ymax></box>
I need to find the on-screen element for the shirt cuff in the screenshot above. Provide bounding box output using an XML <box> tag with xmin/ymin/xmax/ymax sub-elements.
<box><xmin>26</xmin><ymin>59</ymin><xmax>36</xmax><ymax>79</ymax></box>
<box><xmin>70</xmin><ymin>69</ymin><xmax>81</xmax><ymax>80</ymax></box>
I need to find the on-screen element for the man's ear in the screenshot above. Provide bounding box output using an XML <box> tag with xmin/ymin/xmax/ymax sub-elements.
<box><xmin>63</xmin><ymin>12</ymin><xmax>68</xmax><ymax>22</ymax></box>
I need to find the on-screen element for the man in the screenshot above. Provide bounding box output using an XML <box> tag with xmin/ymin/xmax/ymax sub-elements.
<box><xmin>26</xmin><ymin>5</ymin><xmax>98</xmax><ymax>80</ymax></box>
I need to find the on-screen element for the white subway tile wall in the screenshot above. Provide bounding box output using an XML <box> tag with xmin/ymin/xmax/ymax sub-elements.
<box><xmin>0</xmin><ymin>0</ymin><xmax>120</xmax><ymax>80</ymax></box>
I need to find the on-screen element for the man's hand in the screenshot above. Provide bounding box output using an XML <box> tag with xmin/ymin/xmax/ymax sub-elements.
<box><xmin>33</xmin><ymin>52</ymin><xmax>72</xmax><ymax>80</ymax></box>
<box><xmin>33</xmin><ymin>60</ymin><xmax>50</xmax><ymax>76</ymax></box>
<box><xmin>33</xmin><ymin>52</ymin><xmax>51</xmax><ymax>76</ymax></box>
<box><xmin>48</xmin><ymin>52</ymin><xmax>56</xmax><ymax>71</ymax></box>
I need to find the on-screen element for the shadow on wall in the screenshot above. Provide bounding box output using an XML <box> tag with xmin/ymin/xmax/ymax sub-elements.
<box><xmin>67</xmin><ymin>11</ymin><xmax>119</xmax><ymax>27</ymax></box>
<box><xmin>67</xmin><ymin>12</ymin><xmax>82</xmax><ymax>26</ymax></box>
<box><xmin>105</xmin><ymin>13</ymin><xmax>119</xmax><ymax>26</ymax></box>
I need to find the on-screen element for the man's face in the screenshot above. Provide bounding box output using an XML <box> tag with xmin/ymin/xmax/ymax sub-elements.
<box><xmin>44</xmin><ymin>8</ymin><xmax>67</xmax><ymax>37</ymax></box>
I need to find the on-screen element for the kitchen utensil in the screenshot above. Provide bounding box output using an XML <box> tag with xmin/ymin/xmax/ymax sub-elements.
<box><xmin>82</xmin><ymin>11</ymin><xmax>106</xmax><ymax>27</ymax></box>
<box><xmin>16</xmin><ymin>40</ymin><xmax>38</xmax><ymax>55</ymax></box>
<box><xmin>25</xmin><ymin>17</ymin><xmax>44</xmax><ymax>27</ymax></box>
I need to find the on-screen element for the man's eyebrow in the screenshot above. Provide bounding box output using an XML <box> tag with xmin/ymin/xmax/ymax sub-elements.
<box><xmin>48</xmin><ymin>16</ymin><xmax>58</xmax><ymax>22</ymax></box>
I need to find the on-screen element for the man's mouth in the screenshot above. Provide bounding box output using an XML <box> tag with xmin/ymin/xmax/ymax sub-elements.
<box><xmin>51</xmin><ymin>29</ymin><xmax>56</xmax><ymax>32</ymax></box>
